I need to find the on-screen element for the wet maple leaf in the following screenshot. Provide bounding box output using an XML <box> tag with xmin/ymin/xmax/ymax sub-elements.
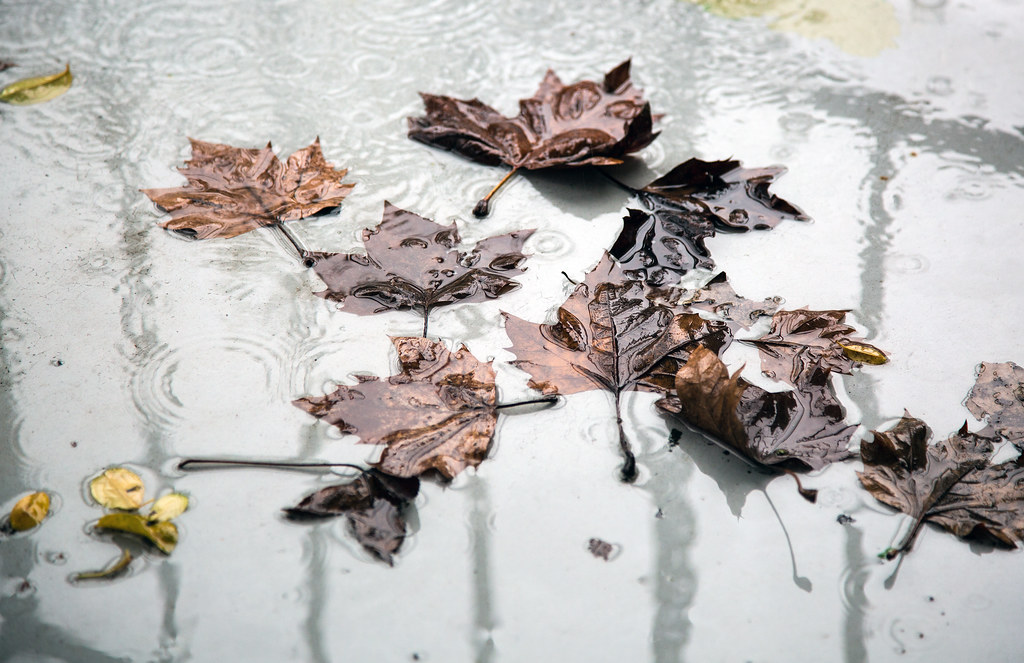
<box><xmin>142</xmin><ymin>138</ymin><xmax>354</xmax><ymax>240</ymax></box>
<box><xmin>678</xmin><ymin>272</ymin><xmax>782</xmax><ymax>331</ymax></box>
<box><xmin>285</xmin><ymin>469</ymin><xmax>419</xmax><ymax>565</ymax></box>
<box><xmin>749</xmin><ymin>308</ymin><xmax>887</xmax><ymax>385</ymax></box>
<box><xmin>966</xmin><ymin>361</ymin><xmax>1024</xmax><ymax>446</ymax></box>
<box><xmin>609</xmin><ymin>205</ymin><xmax>715</xmax><ymax>287</ymax></box>
<box><xmin>310</xmin><ymin>202</ymin><xmax>533</xmax><ymax>337</ymax></box>
<box><xmin>656</xmin><ymin>346</ymin><xmax>855</xmax><ymax>480</ymax></box>
<box><xmin>408</xmin><ymin>60</ymin><xmax>658</xmax><ymax>216</ymax></box>
<box><xmin>640</xmin><ymin>158</ymin><xmax>808</xmax><ymax>231</ymax></box>
<box><xmin>857</xmin><ymin>413</ymin><xmax>1024</xmax><ymax>558</ymax></box>
<box><xmin>503</xmin><ymin>253</ymin><xmax>730</xmax><ymax>481</ymax></box>
<box><xmin>294</xmin><ymin>337</ymin><xmax>500</xmax><ymax>480</ymax></box>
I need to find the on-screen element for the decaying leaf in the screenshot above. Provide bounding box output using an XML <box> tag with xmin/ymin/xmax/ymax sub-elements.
<box><xmin>678</xmin><ymin>272</ymin><xmax>782</xmax><ymax>330</ymax></box>
<box><xmin>656</xmin><ymin>345</ymin><xmax>855</xmax><ymax>477</ymax></box>
<box><xmin>294</xmin><ymin>337</ymin><xmax>499</xmax><ymax>480</ymax></box>
<box><xmin>285</xmin><ymin>469</ymin><xmax>419</xmax><ymax>565</ymax></box>
<box><xmin>588</xmin><ymin>538</ymin><xmax>615</xmax><ymax>561</ymax></box>
<box><xmin>858</xmin><ymin>413</ymin><xmax>1015</xmax><ymax>558</ymax></box>
<box><xmin>749</xmin><ymin>308</ymin><xmax>887</xmax><ymax>385</ymax></box>
<box><xmin>609</xmin><ymin>205</ymin><xmax>715</xmax><ymax>287</ymax></box>
<box><xmin>310</xmin><ymin>202</ymin><xmax>533</xmax><ymax>337</ymax></box>
<box><xmin>0</xmin><ymin>64</ymin><xmax>72</xmax><ymax>105</ymax></box>
<box><xmin>142</xmin><ymin>138</ymin><xmax>354</xmax><ymax>240</ymax></box>
<box><xmin>9</xmin><ymin>492</ymin><xmax>50</xmax><ymax>531</ymax></box>
<box><xmin>966</xmin><ymin>361</ymin><xmax>1024</xmax><ymax>445</ymax></box>
<box><xmin>147</xmin><ymin>493</ymin><xmax>189</xmax><ymax>523</ymax></box>
<box><xmin>96</xmin><ymin>513</ymin><xmax>179</xmax><ymax>554</ymax></box>
<box><xmin>640</xmin><ymin>158</ymin><xmax>808</xmax><ymax>231</ymax></box>
<box><xmin>504</xmin><ymin>253</ymin><xmax>730</xmax><ymax>480</ymax></box>
<box><xmin>408</xmin><ymin>60</ymin><xmax>658</xmax><ymax>216</ymax></box>
<box><xmin>90</xmin><ymin>468</ymin><xmax>145</xmax><ymax>510</ymax></box>
<box><xmin>74</xmin><ymin>548</ymin><xmax>133</xmax><ymax>581</ymax></box>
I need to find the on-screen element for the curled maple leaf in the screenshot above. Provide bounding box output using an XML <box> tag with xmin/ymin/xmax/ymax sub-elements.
<box><xmin>503</xmin><ymin>253</ymin><xmax>730</xmax><ymax>481</ymax></box>
<box><xmin>310</xmin><ymin>202</ymin><xmax>534</xmax><ymax>337</ymax></box>
<box><xmin>142</xmin><ymin>138</ymin><xmax>354</xmax><ymax>253</ymax></box>
<box><xmin>408</xmin><ymin>60</ymin><xmax>658</xmax><ymax>216</ymax></box>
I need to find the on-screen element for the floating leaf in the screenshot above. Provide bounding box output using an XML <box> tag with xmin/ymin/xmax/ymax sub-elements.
<box><xmin>610</xmin><ymin>205</ymin><xmax>715</xmax><ymax>286</ymax></box>
<box><xmin>9</xmin><ymin>492</ymin><xmax>50</xmax><ymax>531</ymax></box>
<box><xmin>74</xmin><ymin>548</ymin><xmax>133</xmax><ymax>581</ymax></box>
<box><xmin>90</xmin><ymin>468</ymin><xmax>145</xmax><ymax>510</ymax></box>
<box><xmin>0</xmin><ymin>64</ymin><xmax>72</xmax><ymax>105</ymax></box>
<box><xmin>679</xmin><ymin>272</ymin><xmax>782</xmax><ymax>330</ymax></box>
<box><xmin>409</xmin><ymin>60</ymin><xmax>658</xmax><ymax>216</ymax></box>
<box><xmin>147</xmin><ymin>493</ymin><xmax>189</xmax><ymax>523</ymax></box>
<box><xmin>966</xmin><ymin>361</ymin><xmax>1024</xmax><ymax>446</ymax></box>
<box><xmin>142</xmin><ymin>138</ymin><xmax>354</xmax><ymax>240</ymax></box>
<box><xmin>838</xmin><ymin>341</ymin><xmax>889</xmax><ymax>365</ymax></box>
<box><xmin>96</xmin><ymin>513</ymin><xmax>178</xmax><ymax>554</ymax></box>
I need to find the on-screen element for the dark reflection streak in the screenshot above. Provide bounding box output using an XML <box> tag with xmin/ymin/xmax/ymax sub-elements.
<box><xmin>157</xmin><ymin>562</ymin><xmax>183</xmax><ymax>662</ymax></box>
<box><xmin>642</xmin><ymin>445</ymin><xmax>697</xmax><ymax>663</ymax></box>
<box><xmin>304</xmin><ymin>527</ymin><xmax>330</xmax><ymax>663</ymax></box>
<box><xmin>842</xmin><ymin>525</ymin><xmax>868</xmax><ymax>663</ymax></box>
<box><xmin>468</xmin><ymin>475</ymin><xmax>496</xmax><ymax>663</ymax></box>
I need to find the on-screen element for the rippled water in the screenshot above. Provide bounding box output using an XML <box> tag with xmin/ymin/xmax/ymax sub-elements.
<box><xmin>2</xmin><ymin>0</ymin><xmax>1023</xmax><ymax>661</ymax></box>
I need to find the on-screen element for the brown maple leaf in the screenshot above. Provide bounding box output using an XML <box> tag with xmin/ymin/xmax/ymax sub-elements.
<box><xmin>678</xmin><ymin>272</ymin><xmax>782</xmax><ymax>331</ymax></box>
<box><xmin>609</xmin><ymin>205</ymin><xmax>716</xmax><ymax>287</ymax></box>
<box><xmin>640</xmin><ymin>158</ymin><xmax>808</xmax><ymax>231</ymax></box>
<box><xmin>656</xmin><ymin>346</ymin><xmax>855</xmax><ymax>498</ymax></box>
<box><xmin>294</xmin><ymin>337</ymin><xmax>550</xmax><ymax>480</ymax></box>
<box><xmin>748</xmin><ymin>309</ymin><xmax>887</xmax><ymax>385</ymax></box>
<box><xmin>857</xmin><ymin>413</ymin><xmax>1020</xmax><ymax>559</ymax></box>
<box><xmin>966</xmin><ymin>361</ymin><xmax>1024</xmax><ymax>446</ymax></box>
<box><xmin>503</xmin><ymin>253</ymin><xmax>730</xmax><ymax>481</ymax></box>
<box><xmin>142</xmin><ymin>138</ymin><xmax>354</xmax><ymax>248</ymax></box>
<box><xmin>285</xmin><ymin>469</ymin><xmax>419</xmax><ymax>565</ymax></box>
<box><xmin>408</xmin><ymin>60</ymin><xmax>658</xmax><ymax>217</ymax></box>
<box><xmin>309</xmin><ymin>202</ymin><xmax>534</xmax><ymax>337</ymax></box>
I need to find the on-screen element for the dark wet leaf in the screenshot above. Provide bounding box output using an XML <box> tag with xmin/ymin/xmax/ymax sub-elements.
<box><xmin>656</xmin><ymin>345</ymin><xmax>855</xmax><ymax>473</ymax></box>
<box><xmin>408</xmin><ymin>60</ymin><xmax>658</xmax><ymax>215</ymax></box>
<box><xmin>678</xmin><ymin>272</ymin><xmax>782</xmax><ymax>330</ymax></box>
<box><xmin>749</xmin><ymin>308</ymin><xmax>887</xmax><ymax>385</ymax></box>
<box><xmin>858</xmin><ymin>413</ymin><xmax>1015</xmax><ymax>558</ymax></box>
<box><xmin>609</xmin><ymin>205</ymin><xmax>715</xmax><ymax>287</ymax></box>
<box><xmin>142</xmin><ymin>138</ymin><xmax>354</xmax><ymax>239</ymax></box>
<box><xmin>966</xmin><ymin>361</ymin><xmax>1024</xmax><ymax>446</ymax></box>
<box><xmin>0</xmin><ymin>63</ymin><xmax>71</xmax><ymax>105</ymax></box>
<box><xmin>0</xmin><ymin>61</ymin><xmax>14</xmax><ymax>73</ymax></box>
<box><xmin>503</xmin><ymin>253</ymin><xmax>730</xmax><ymax>480</ymax></box>
<box><xmin>294</xmin><ymin>337</ymin><xmax>498</xmax><ymax>480</ymax></box>
<box><xmin>640</xmin><ymin>158</ymin><xmax>808</xmax><ymax>231</ymax></box>
<box><xmin>285</xmin><ymin>470</ymin><xmax>419</xmax><ymax>565</ymax></box>
<box><xmin>588</xmin><ymin>538</ymin><xmax>614</xmax><ymax>561</ymax></box>
<box><xmin>310</xmin><ymin>203</ymin><xmax>533</xmax><ymax>337</ymax></box>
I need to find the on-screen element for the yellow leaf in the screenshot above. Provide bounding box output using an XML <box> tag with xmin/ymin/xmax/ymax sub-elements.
<box><xmin>90</xmin><ymin>468</ymin><xmax>145</xmax><ymax>510</ymax></box>
<box><xmin>147</xmin><ymin>493</ymin><xmax>188</xmax><ymax>523</ymax></box>
<box><xmin>9</xmin><ymin>492</ymin><xmax>50</xmax><ymax>531</ymax></box>
<box><xmin>0</xmin><ymin>64</ymin><xmax>72</xmax><ymax>105</ymax></box>
<box><xmin>96</xmin><ymin>513</ymin><xmax>178</xmax><ymax>554</ymax></box>
<box><xmin>839</xmin><ymin>341</ymin><xmax>889</xmax><ymax>365</ymax></box>
<box><xmin>74</xmin><ymin>548</ymin><xmax>133</xmax><ymax>581</ymax></box>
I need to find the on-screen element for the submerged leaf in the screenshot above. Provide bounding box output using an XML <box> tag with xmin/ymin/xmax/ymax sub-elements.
<box><xmin>0</xmin><ymin>64</ymin><xmax>72</xmax><ymax>105</ymax></box>
<box><xmin>90</xmin><ymin>468</ymin><xmax>145</xmax><ymax>510</ymax></box>
<box><xmin>656</xmin><ymin>345</ymin><xmax>854</xmax><ymax>472</ymax></box>
<box><xmin>147</xmin><ymin>493</ymin><xmax>189</xmax><ymax>523</ymax></box>
<box><xmin>96</xmin><ymin>513</ymin><xmax>178</xmax><ymax>554</ymax></box>
<box><xmin>74</xmin><ymin>548</ymin><xmax>133</xmax><ymax>581</ymax></box>
<box><xmin>285</xmin><ymin>470</ymin><xmax>419</xmax><ymax>565</ymax></box>
<box><xmin>142</xmin><ymin>138</ymin><xmax>354</xmax><ymax>239</ymax></box>
<box><xmin>295</xmin><ymin>337</ymin><xmax>498</xmax><ymax>480</ymax></box>
<box><xmin>310</xmin><ymin>203</ymin><xmax>533</xmax><ymax>336</ymax></box>
<box><xmin>966</xmin><ymin>361</ymin><xmax>1024</xmax><ymax>445</ymax></box>
<box><xmin>9</xmin><ymin>492</ymin><xmax>50</xmax><ymax>531</ymax></box>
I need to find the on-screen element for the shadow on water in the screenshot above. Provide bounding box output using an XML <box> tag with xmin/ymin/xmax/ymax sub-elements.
<box><xmin>841</xmin><ymin>521</ymin><xmax>869</xmax><ymax>663</ymax></box>
<box><xmin>468</xmin><ymin>474</ymin><xmax>496</xmax><ymax>663</ymax></box>
<box><xmin>303</xmin><ymin>527</ymin><xmax>330</xmax><ymax>663</ymax></box>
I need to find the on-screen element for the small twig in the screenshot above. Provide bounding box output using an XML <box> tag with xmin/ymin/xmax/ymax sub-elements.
<box><xmin>178</xmin><ymin>458</ymin><xmax>365</xmax><ymax>472</ymax></box>
<box><xmin>473</xmin><ymin>167</ymin><xmax>520</xmax><ymax>217</ymax></box>
<box><xmin>493</xmin><ymin>395</ymin><xmax>559</xmax><ymax>411</ymax></box>
<box><xmin>560</xmin><ymin>271</ymin><xmax>579</xmax><ymax>286</ymax></box>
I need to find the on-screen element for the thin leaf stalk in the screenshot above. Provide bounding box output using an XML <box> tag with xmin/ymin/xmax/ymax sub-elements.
<box><xmin>473</xmin><ymin>166</ymin><xmax>520</xmax><ymax>217</ymax></box>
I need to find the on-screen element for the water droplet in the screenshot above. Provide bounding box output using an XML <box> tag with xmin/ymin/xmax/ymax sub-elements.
<box><xmin>926</xmin><ymin>76</ymin><xmax>953</xmax><ymax>96</ymax></box>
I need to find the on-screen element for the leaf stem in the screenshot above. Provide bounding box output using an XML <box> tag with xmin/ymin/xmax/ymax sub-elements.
<box><xmin>422</xmin><ymin>309</ymin><xmax>429</xmax><ymax>339</ymax></box>
<box><xmin>177</xmin><ymin>458</ymin><xmax>365</xmax><ymax>472</ymax></box>
<box><xmin>493</xmin><ymin>395</ymin><xmax>560</xmax><ymax>411</ymax></box>
<box><xmin>615</xmin><ymin>392</ymin><xmax>638</xmax><ymax>483</ymax></box>
<box><xmin>782</xmin><ymin>468</ymin><xmax>817</xmax><ymax>503</ymax></box>
<box><xmin>274</xmin><ymin>222</ymin><xmax>316</xmax><ymax>268</ymax></box>
<box><xmin>594</xmin><ymin>167</ymin><xmax>639</xmax><ymax>195</ymax></box>
<box><xmin>473</xmin><ymin>167</ymin><xmax>520</xmax><ymax>218</ymax></box>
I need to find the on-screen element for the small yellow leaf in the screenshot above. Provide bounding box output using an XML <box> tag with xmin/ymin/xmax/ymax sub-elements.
<box><xmin>9</xmin><ymin>492</ymin><xmax>50</xmax><ymax>531</ymax></box>
<box><xmin>90</xmin><ymin>468</ymin><xmax>145</xmax><ymax>510</ymax></box>
<box><xmin>96</xmin><ymin>513</ymin><xmax>178</xmax><ymax>554</ymax></box>
<box><xmin>147</xmin><ymin>493</ymin><xmax>188</xmax><ymax>523</ymax></box>
<box><xmin>839</xmin><ymin>341</ymin><xmax>889</xmax><ymax>365</ymax></box>
<box><xmin>74</xmin><ymin>548</ymin><xmax>133</xmax><ymax>581</ymax></box>
<box><xmin>0</xmin><ymin>64</ymin><xmax>72</xmax><ymax>105</ymax></box>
